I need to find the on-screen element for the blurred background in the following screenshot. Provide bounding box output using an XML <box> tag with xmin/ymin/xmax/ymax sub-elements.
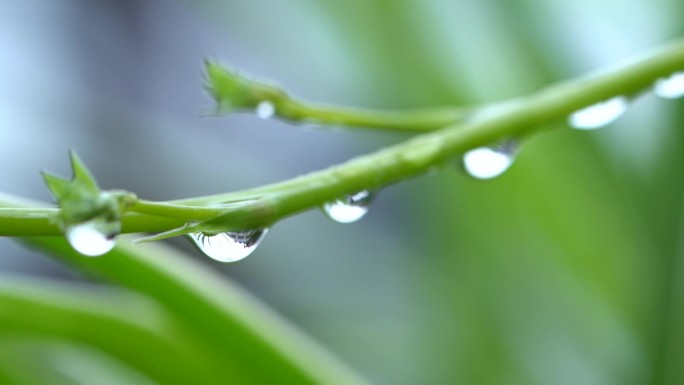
<box><xmin>1</xmin><ymin>0</ymin><xmax>684</xmax><ymax>384</ymax></box>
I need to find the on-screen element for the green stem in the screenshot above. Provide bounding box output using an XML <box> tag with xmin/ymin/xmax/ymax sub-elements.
<box><xmin>206</xmin><ymin>60</ymin><xmax>471</xmax><ymax>132</ymax></box>
<box><xmin>0</xmin><ymin>208</ymin><xmax>58</xmax><ymax>235</ymax></box>
<box><xmin>131</xmin><ymin>200</ymin><xmax>224</xmax><ymax>220</ymax></box>
<box><xmin>274</xmin><ymin>99</ymin><xmax>471</xmax><ymax>132</ymax></box>
<box><xmin>1</xmin><ymin>37</ymin><xmax>684</xmax><ymax>236</ymax></box>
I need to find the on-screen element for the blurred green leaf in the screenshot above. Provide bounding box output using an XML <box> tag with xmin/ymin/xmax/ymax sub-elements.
<box><xmin>0</xmin><ymin>275</ymin><xmax>233</xmax><ymax>385</ymax></box>
<box><xmin>20</xmin><ymin>235</ymin><xmax>367</xmax><ymax>385</ymax></box>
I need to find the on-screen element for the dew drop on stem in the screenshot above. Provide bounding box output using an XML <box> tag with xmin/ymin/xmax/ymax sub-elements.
<box><xmin>653</xmin><ymin>72</ymin><xmax>684</xmax><ymax>99</ymax></box>
<box><xmin>462</xmin><ymin>140</ymin><xmax>518</xmax><ymax>180</ymax></box>
<box><xmin>65</xmin><ymin>219</ymin><xmax>118</xmax><ymax>257</ymax></box>
<box><xmin>568</xmin><ymin>96</ymin><xmax>628</xmax><ymax>130</ymax></box>
<box><xmin>322</xmin><ymin>190</ymin><xmax>376</xmax><ymax>223</ymax></box>
<box><xmin>186</xmin><ymin>229</ymin><xmax>268</xmax><ymax>263</ymax></box>
<box><xmin>256</xmin><ymin>101</ymin><xmax>275</xmax><ymax>119</ymax></box>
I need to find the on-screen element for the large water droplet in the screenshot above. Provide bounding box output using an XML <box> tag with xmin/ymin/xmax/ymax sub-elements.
<box><xmin>654</xmin><ymin>72</ymin><xmax>684</xmax><ymax>99</ymax></box>
<box><xmin>187</xmin><ymin>229</ymin><xmax>268</xmax><ymax>263</ymax></box>
<box><xmin>462</xmin><ymin>141</ymin><xmax>517</xmax><ymax>180</ymax></box>
<box><xmin>65</xmin><ymin>219</ymin><xmax>117</xmax><ymax>257</ymax></box>
<box><xmin>322</xmin><ymin>190</ymin><xmax>375</xmax><ymax>223</ymax></box>
<box><xmin>256</xmin><ymin>101</ymin><xmax>275</xmax><ymax>119</ymax></box>
<box><xmin>568</xmin><ymin>96</ymin><xmax>628</xmax><ymax>130</ymax></box>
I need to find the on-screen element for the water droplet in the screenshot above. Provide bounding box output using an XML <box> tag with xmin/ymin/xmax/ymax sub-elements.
<box><xmin>322</xmin><ymin>190</ymin><xmax>375</xmax><ymax>223</ymax></box>
<box><xmin>256</xmin><ymin>101</ymin><xmax>275</xmax><ymax>119</ymax></box>
<box><xmin>654</xmin><ymin>72</ymin><xmax>684</xmax><ymax>99</ymax></box>
<box><xmin>187</xmin><ymin>229</ymin><xmax>268</xmax><ymax>263</ymax></box>
<box><xmin>65</xmin><ymin>219</ymin><xmax>117</xmax><ymax>257</ymax></box>
<box><xmin>568</xmin><ymin>96</ymin><xmax>628</xmax><ymax>130</ymax></box>
<box><xmin>462</xmin><ymin>140</ymin><xmax>517</xmax><ymax>180</ymax></box>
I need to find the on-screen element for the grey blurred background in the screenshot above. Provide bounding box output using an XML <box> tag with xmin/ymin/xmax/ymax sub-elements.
<box><xmin>2</xmin><ymin>1</ymin><xmax>684</xmax><ymax>384</ymax></box>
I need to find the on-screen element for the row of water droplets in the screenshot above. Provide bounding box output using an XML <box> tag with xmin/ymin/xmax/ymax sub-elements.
<box><xmin>64</xmin><ymin>213</ymin><xmax>272</xmax><ymax>263</ymax></box>
<box><xmin>182</xmin><ymin>191</ymin><xmax>376</xmax><ymax>263</ymax></box>
<box><xmin>192</xmin><ymin>72</ymin><xmax>684</xmax><ymax>261</ymax></box>
<box><xmin>64</xmin><ymin>73</ymin><xmax>684</xmax><ymax>261</ymax></box>
<box><xmin>462</xmin><ymin>71</ymin><xmax>684</xmax><ymax>179</ymax></box>
<box><xmin>568</xmin><ymin>71</ymin><xmax>684</xmax><ymax>130</ymax></box>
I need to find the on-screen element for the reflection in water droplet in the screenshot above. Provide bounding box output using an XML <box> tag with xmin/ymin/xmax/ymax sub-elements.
<box><xmin>65</xmin><ymin>220</ymin><xmax>117</xmax><ymax>257</ymax></box>
<box><xmin>187</xmin><ymin>229</ymin><xmax>268</xmax><ymax>263</ymax></box>
<box><xmin>256</xmin><ymin>101</ymin><xmax>275</xmax><ymax>119</ymax></box>
<box><xmin>462</xmin><ymin>140</ymin><xmax>517</xmax><ymax>180</ymax></box>
<box><xmin>322</xmin><ymin>190</ymin><xmax>375</xmax><ymax>223</ymax></box>
<box><xmin>654</xmin><ymin>72</ymin><xmax>684</xmax><ymax>99</ymax></box>
<box><xmin>568</xmin><ymin>96</ymin><xmax>628</xmax><ymax>130</ymax></box>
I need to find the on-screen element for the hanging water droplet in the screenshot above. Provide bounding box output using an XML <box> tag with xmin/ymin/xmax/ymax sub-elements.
<box><xmin>653</xmin><ymin>72</ymin><xmax>684</xmax><ymax>99</ymax></box>
<box><xmin>322</xmin><ymin>190</ymin><xmax>375</xmax><ymax>223</ymax></box>
<box><xmin>462</xmin><ymin>140</ymin><xmax>517</xmax><ymax>180</ymax></box>
<box><xmin>568</xmin><ymin>96</ymin><xmax>628</xmax><ymax>130</ymax></box>
<box><xmin>186</xmin><ymin>229</ymin><xmax>268</xmax><ymax>263</ymax></box>
<box><xmin>256</xmin><ymin>101</ymin><xmax>275</xmax><ymax>119</ymax></box>
<box><xmin>65</xmin><ymin>219</ymin><xmax>118</xmax><ymax>257</ymax></box>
